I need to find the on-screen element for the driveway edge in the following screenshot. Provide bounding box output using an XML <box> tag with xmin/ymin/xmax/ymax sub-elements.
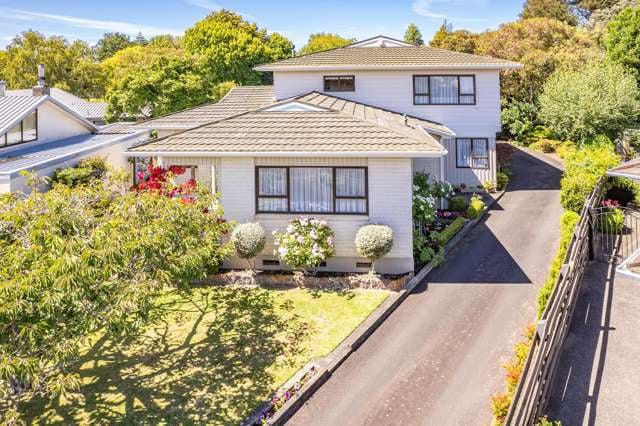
<box><xmin>248</xmin><ymin>191</ymin><xmax>505</xmax><ymax>426</ymax></box>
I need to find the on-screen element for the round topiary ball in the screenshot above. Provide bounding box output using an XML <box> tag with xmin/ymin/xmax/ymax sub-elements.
<box><xmin>231</xmin><ymin>222</ymin><xmax>266</xmax><ymax>260</ymax></box>
<box><xmin>355</xmin><ymin>224</ymin><xmax>394</xmax><ymax>261</ymax></box>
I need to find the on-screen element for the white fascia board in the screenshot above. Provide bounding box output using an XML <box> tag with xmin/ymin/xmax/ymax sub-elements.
<box><xmin>255</xmin><ymin>63</ymin><xmax>523</xmax><ymax>72</ymax></box>
<box><xmin>419</xmin><ymin>124</ymin><xmax>456</xmax><ymax>138</ymax></box>
<box><xmin>127</xmin><ymin>150</ymin><xmax>447</xmax><ymax>158</ymax></box>
<box><xmin>606</xmin><ymin>171</ymin><xmax>640</xmax><ymax>181</ymax></box>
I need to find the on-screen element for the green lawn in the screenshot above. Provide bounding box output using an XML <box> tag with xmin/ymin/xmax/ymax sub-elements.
<box><xmin>24</xmin><ymin>286</ymin><xmax>388</xmax><ymax>425</ymax></box>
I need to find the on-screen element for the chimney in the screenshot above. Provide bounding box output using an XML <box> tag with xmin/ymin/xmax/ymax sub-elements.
<box><xmin>32</xmin><ymin>64</ymin><xmax>50</xmax><ymax>96</ymax></box>
<box><xmin>0</xmin><ymin>81</ymin><xmax>6</xmax><ymax>97</ymax></box>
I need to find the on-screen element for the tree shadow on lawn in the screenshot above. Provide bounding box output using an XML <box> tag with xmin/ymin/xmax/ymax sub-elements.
<box><xmin>24</xmin><ymin>286</ymin><xmax>313</xmax><ymax>425</ymax></box>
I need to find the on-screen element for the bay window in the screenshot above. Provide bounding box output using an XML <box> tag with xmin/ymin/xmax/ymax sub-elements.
<box><xmin>413</xmin><ymin>75</ymin><xmax>476</xmax><ymax>105</ymax></box>
<box><xmin>456</xmin><ymin>138</ymin><xmax>489</xmax><ymax>169</ymax></box>
<box><xmin>256</xmin><ymin>166</ymin><xmax>368</xmax><ymax>214</ymax></box>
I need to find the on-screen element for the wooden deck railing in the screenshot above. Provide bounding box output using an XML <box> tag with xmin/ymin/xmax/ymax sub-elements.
<box><xmin>504</xmin><ymin>179</ymin><xmax>604</xmax><ymax>425</ymax></box>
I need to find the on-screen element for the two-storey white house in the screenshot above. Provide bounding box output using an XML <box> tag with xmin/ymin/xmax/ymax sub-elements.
<box><xmin>128</xmin><ymin>36</ymin><xmax>520</xmax><ymax>274</ymax></box>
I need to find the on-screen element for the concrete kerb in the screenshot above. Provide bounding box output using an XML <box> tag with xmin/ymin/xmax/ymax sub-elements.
<box><xmin>248</xmin><ymin>190</ymin><xmax>506</xmax><ymax>426</ymax></box>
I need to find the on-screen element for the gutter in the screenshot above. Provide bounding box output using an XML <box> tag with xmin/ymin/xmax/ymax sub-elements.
<box><xmin>127</xmin><ymin>149</ymin><xmax>447</xmax><ymax>158</ymax></box>
<box><xmin>254</xmin><ymin>63</ymin><xmax>523</xmax><ymax>72</ymax></box>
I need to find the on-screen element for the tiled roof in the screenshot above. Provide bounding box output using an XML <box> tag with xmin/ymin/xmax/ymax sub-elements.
<box><xmin>135</xmin><ymin>85</ymin><xmax>275</xmax><ymax>129</ymax></box>
<box><xmin>97</xmin><ymin>122</ymin><xmax>140</xmax><ymax>134</ymax></box>
<box><xmin>294</xmin><ymin>92</ymin><xmax>455</xmax><ymax>137</ymax></box>
<box><xmin>0</xmin><ymin>132</ymin><xmax>145</xmax><ymax>176</ymax></box>
<box><xmin>255</xmin><ymin>46</ymin><xmax>521</xmax><ymax>71</ymax></box>
<box><xmin>129</xmin><ymin>109</ymin><xmax>444</xmax><ymax>155</ymax></box>
<box><xmin>0</xmin><ymin>96</ymin><xmax>45</xmax><ymax>135</ymax></box>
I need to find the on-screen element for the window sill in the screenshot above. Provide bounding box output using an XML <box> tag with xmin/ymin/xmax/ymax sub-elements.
<box><xmin>256</xmin><ymin>213</ymin><xmax>369</xmax><ymax>220</ymax></box>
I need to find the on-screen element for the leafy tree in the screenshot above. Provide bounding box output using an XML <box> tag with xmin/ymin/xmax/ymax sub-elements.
<box><xmin>212</xmin><ymin>80</ymin><xmax>236</xmax><ymax>101</ymax></box>
<box><xmin>430</xmin><ymin>28</ymin><xmax>478</xmax><ymax>53</ymax></box>
<box><xmin>605</xmin><ymin>6</ymin><xmax>640</xmax><ymax>80</ymax></box>
<box><xmin>539</xmin><ymin>62</ymin><xmax>640</xmax><ymax>142</ymax></box>
<box><xmin>0</xmin><ymin>50</ymin><xmax>6</xmax><ymax>80</ymax></box>
<box><xmin>106</xmin><ymin>53</ymin><xmax>210</xmax><ymax>120</ymax></box>
<box><xmin>0</xmin><ymin>174</ymin><xmax>232</xmax><ymax>422</ymax></box>
<box><xmin>148</xmin><ymin>34</ymin><xmax>182</xmax><ymax>48</ymax></box>
<box><xmin>588</xmin><ymin>0</ymin><xmax>640</xmax><ymax>30</ymax></box>
<box><xmin>93</xmin><ymin>32</ymin><xmax>133</xmax><ymax>61</ymax></box>
<box><xmin>521</xmin><ymin>0</ymin><xmax>577</xmax><ymax>24</ymax></box>
<box><xmin>568</xmin><ymin>0</ymin><xmax>620</xmax><ymax>18</ymax></box>
<box><xmin>430</xmin><ymin>21</ymin><xmax>453</xmax><ymax>48</ymax></box>
<box><xmin>183</xmin><ymin>10</ymin><xmax>293</xmax><ymax>85</ymax></box>
<box><xmin>4</xmin><ymin>31</ymin><xmax>106</xmax><ymax>98</ymax></box>
<box><xmin>133</xmin><ymin>32</ymin><xmax>148</xmax><ymax>45</ymax></box>
<box><xmin>476</xmin><ymin>18</ymin><xmax>601</xmax><ymax>102</ymax></box>
<box><xmin>404</xmin><ymin>23</ymin><xmax>424</xmax><ymax>46</ymax></box>
<box><xmin>298</xmin><ymin>32</ymin><xmax>355</xmax><ymax>55</ymax></box>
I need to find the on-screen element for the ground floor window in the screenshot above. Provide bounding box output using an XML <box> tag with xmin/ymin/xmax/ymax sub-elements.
<box><xmin>256</xmin><ymin>166</ymin><xmax>368</xmax><ymax>214</ymax></box>
<box><xmin>456</xmin><ymin>138</ymin><xmax>489</xmax><ymax>169</ymax></box>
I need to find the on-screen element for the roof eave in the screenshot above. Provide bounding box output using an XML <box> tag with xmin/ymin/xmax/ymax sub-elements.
<box><xmin>255</xmin><ymin>63</ymin><xmax>523</xmax><ymax>72</ymax></box>
<box><xmin>127</xmin><ymin>149</ymin><xmax>447</xmax><ymax>158</ymax></box>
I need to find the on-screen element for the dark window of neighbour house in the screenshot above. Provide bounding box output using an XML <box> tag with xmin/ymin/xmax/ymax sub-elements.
<box><xmin>2</xmin><ymin>111</ymin><xmax>38</xmax><ymax>147</ymax></box>
<box><xmin>456</xmin><ymin>138</ymin><xmax>489</xmax><ymax>169</ymax></box>
<box><xmin>323</xmin><ymin>76</ymin><xmax>355</xmax><ymax>92</ymax></box>
<box><xmin>413</xmin><ymin>75</ymin><xmax>476</xmax><ymax>105</ymax></box>
<box><xmin>256</xmin><ymin>166</ymin><xmax>368</xmax><ymax>214</ymax></box>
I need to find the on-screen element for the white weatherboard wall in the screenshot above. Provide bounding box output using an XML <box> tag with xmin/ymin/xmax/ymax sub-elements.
<box><xmin>273</xmin><ymin>69</ymin><xmax>502</xmax><ymax>137</ymax></box>
<box><xmin>441</xmin><ymin>137</ymin><xmax>497</xmax><ymax>187</ymax></box>
<box><xmin>158</xmin><ymin>155</ymin><xmax>415</xmax><ymax>274</ymax></box>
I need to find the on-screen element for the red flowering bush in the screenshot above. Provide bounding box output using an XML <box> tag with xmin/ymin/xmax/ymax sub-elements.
<box><xmin>134</xmin><ymin>165</ymin><xmax>196</xmax><ymax>198</ymax></box>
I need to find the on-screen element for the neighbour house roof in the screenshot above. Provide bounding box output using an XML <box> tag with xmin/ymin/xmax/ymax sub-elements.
<box><xmin>135</xmin><ymin>85</ymin><xmax>275</xmax><ymax>130</ymax></box>
<box><xmin>6</xmin><ymin>88</ymin><xmax>111</xmax><ymax>121</ymax></box>
<box><xmin>0</xmin><ymin>95</ymin><xmax>98</xmax><ymax>136</ymax></box>
<box><xmin>607</xmin><ymin>158</ymin><xmax>640</xmax><ymax>181</ymax></box>
<box><xmin>254</xmin><ymin>45</ymin><xmax>522</xmax><ymax>71</ymax></box>
<box><xmin>128</xmin><ymin>104</ymin><xmax>445</xmax><ymax>157</ymax></box>
<box><xmin>0</xmin><ymin>130</ymin><xmax>147</xmax><ymax>176</ymax></box>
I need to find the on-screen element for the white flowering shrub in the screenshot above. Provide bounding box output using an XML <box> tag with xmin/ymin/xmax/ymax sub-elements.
<box><xmin>274</xmin><ymin>217</ymin><xmax>335</xmax><ymax>269</ymax></box>
<box><xmin>230</xmin><ymin>222</ymin><xmax>266</xmax><ymax>260</ymax></box>
<box><xmin>412</xmin><ymin>173</ymin><xmax>454</xmax><ymax>223</ymax></box>
<box><xmin>355</xmin><ymin>225</ymin><xmax>393</xmax><ymax>264</ymax></box>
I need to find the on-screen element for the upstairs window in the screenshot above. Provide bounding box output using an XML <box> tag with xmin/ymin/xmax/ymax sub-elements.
<box><xmin>2</xmin><ymin>111</ymin><xmax>38</xmax><ymax>147</ymax></box>
<box><xmin>256</xmin><ymin>166</ymin><xmax>368</xmax><ymax>214</ymax></box>
<box><xmin>323</xmin><ymin>75</ymin><xmax>355</xmax><ymax>92</ymax></box>
<box><xmin>413</xmin><ymin>75</ymin><xmax>476</xmax><ymax>105</ymax></box>
<box><xmin>456</xmin><ymin>138</ymin><xmax>489</xmax><ymax>169</ymax></box>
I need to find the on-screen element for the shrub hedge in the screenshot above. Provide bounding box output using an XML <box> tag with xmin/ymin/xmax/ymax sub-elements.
<box><xmin>434</xmin><ymin>217</ymin><xmax>466</xmax><ymax>246</ymax></box>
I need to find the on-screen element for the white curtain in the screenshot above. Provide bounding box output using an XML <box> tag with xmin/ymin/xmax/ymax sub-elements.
<box><xmin>457</xmin><ymin>139</ymin><xmax>472</xmax><ymax>167</ymax></box>
<box><xmin>290</xmin><ymin>167</ymin><xmax>333</xmax><ymax>212</ymax></box>
<box><xmin>414</xmin><ymin>76</ymin><xmax>430</xmax><ymax>104</ymax></box>
<box><xmin>472</xmin><ymin>139</ymin><xmax>489</xmax><ymax>168</ymax></box>
<box><xmin>430</xmin><ymin>76</ymin><xmax>458</xmax><ymax>104</ymax></box>
<box><xmin>258</xmin><ymin>168</ymin><xmax>288</xmax><ymax>212</ymax></box>
<box><xmin>336</xmin><ymin>168</ymin><xmax>366</xmax><ymax>213</ymax></box>
<box><xmin>459</xmin><ymin>76</ymin><xmax>475</xmax><ymax>104</ymax></box>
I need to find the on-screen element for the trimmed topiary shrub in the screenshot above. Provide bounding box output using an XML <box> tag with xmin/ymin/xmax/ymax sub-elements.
<box><xmin>274</xmin><ymin>217</ymin><xmax>335</xmax><ymax>270</ymax></box>
<box><xmin>449</xmin><ymin>196</ymin><xmax>468</xmax><ymax>212</ymax></box>
<box><xmin>230</xmin><ymin>222</ymin><xmax>266</xmax><ymax>266</ymax></box>
<box><xmin>466</xmin><ymin>194</ymin><xmax>485</xmax><ymax>219</ymax></box>
<box><xmin>355</xmin><ymin>224</ymin><xmax>394</xmax><ymax>271</ymax></box>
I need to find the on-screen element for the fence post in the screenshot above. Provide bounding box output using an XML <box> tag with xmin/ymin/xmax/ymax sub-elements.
<box><xmin>588</xmin><ymin>208</ymin><xmax>595</xmax><ymax>261</ymax></box>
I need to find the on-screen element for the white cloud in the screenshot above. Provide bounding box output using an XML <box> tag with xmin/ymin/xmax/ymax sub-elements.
<box><xmin>183</xmin><ymin>0</ymin><xmax>222</xmax><ymax>9</ymax></box>
<box><xmin>411</xmin><ymin>0</ymin><xmax>489</xmax><ymax>22</ymax></box>
<box><xmin>1</xmin><ymin>7</ymin><xmax>183</xmax><ymax>36</ymax></box>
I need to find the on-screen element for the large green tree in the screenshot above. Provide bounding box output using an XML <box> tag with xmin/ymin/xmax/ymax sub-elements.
<box><xmin>4</xmin><ymin>31</ymin><xmax>105</xmax><ymax>98</ymax></box>
<box><xmin>521</xmin><ymin>0</ymin><xmax>577</xmax><ymax>24</ymax></box>
<box><xmin>183</xmin><ymin>10</ymin><xmax>293</xmax><ymax>85</ymax></box>
<box><xmin>539</xmin><ymin>62</ymin><xmax>640</xmax><ymax>142</ymax></box>
<box><xmin>105</xmin><ymin>53</ymin><xmax>210</xmax><ymax>120</ymax></box>
<box><xmin>93</xmin><ymin>32</ymin><xmax>133</xmax><ymax>61</ymax></box>
<box><xmin>298</xmin><ymin>32</ymin><xmax>355</xmax><ymax>55</ymax></box>
<box><xmin>430</xmin><ymin>27</ymin><xmax>478</xmax><ymax>53</ymax></box>
<box><xmin>0</xmin><ymin>51</ymin><xmax>6</xmax><ymax>80</ymax></box>
<box><xmin>605</xmin><ymin>6</ymin><xmax>640</xmax><ymax>80</ymax></box>
<box><xmin>404</xmin><ymin>24</ymin><xmax>424</xmax><ymax>46</ymax></box>
<box><xmin>0</xmin><ymin>174</ymin><xmax>231</xmax><ymax>422</ymax></box>
<box><xmin>476</xmin><ymin>18</ymin><xmax>601</xmax><ymax>102</ymax></box>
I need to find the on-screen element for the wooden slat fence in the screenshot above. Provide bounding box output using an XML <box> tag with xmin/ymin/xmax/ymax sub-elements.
<box><xmin>504</xmin><ymin>178</ymin><xmax>604</xmax><ymax>425</ymax></box>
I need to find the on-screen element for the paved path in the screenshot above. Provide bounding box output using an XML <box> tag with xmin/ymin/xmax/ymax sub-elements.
<box><xmin>547</xmin><ymin>262</ymin><xmax>640</xmax><ymax>425</ymax></box>
<box><xmin>287</xmin><ymin>146</ymin><xmax>564</xmax><ymax>426</ymax></box>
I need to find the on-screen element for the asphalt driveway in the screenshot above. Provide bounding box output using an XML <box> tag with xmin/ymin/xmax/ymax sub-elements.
<box><xmin>287</xmin><ymin>146</ymin><xmax>564</xmax><ymax>425</ymax></box>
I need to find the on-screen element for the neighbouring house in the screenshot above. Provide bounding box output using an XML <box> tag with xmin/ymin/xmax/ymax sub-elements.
<box><xmin>127</xmin><ymin>35</ymin><xmax>521</xmax><ymax>274</ymax></box>
<box><xmin>0</xmin><ymin>67</ymin><xmax>149</xmax><ymax>193</ymax></box>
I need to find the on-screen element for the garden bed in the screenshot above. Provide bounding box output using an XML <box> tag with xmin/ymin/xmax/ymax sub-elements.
<box><xmin>201</xmin><ymin>269</ymin><xmax>410</xmax><ymax>291</ymax></box>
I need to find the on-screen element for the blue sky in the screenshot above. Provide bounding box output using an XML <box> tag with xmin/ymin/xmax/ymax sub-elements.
<box><xmin>0</xmin><ymin>0</ymin><xmax>521</xmax><ymax>50</ymax></box>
